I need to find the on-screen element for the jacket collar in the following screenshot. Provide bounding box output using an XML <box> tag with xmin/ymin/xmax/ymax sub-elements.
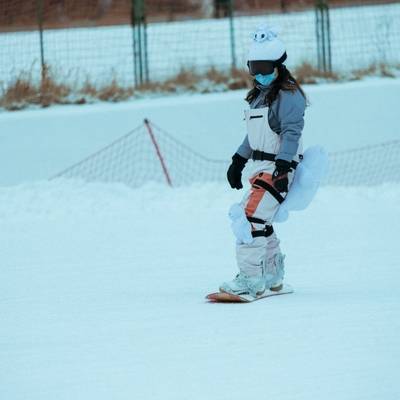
<box><xmin>255</xmin><ymin>82</ymin><xmax>272</xmax><ymax>92</ymax></box>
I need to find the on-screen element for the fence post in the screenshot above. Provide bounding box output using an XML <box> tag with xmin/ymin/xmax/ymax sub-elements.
<box><xmin>315</xmin><ymin>0</ymin><xmax>332</xmax><ymax>72</ymax></box>
<box><xmin>228</xmin><ymin>0</ymin><xmax>236</xmax><ymax>68</ymax></box>
<box><xmin>131</xmin><ymin>0</ymin><xmax>149</xmax><ymax>86</ymax></box>
<box><xmin>36</xmin><ymin>0</ymin><xmax>45</xmax><ymax>81</ymax></box>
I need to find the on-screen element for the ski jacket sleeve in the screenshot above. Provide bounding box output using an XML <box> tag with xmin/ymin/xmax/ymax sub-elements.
<box><xmin>274</xmin><ymin>89</ymin><xmax>306</xmax><ymax>162</ymax></box>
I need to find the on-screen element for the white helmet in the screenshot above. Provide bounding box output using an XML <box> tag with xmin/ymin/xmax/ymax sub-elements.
<box><xmin>247</xmin><ymin>24</ymin><xmax>287</xmax><ymax>63</ymax></box>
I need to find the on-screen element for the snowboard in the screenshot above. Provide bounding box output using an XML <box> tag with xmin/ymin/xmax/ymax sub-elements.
<box><xmin>206</xmin><ymin>284</ymin><xmax>293</xmax><ymax>303</ymax></box>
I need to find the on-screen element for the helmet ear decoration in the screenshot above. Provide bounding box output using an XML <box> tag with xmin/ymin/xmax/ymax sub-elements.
<box><xmin>252</xmin><ymin>25</ymin><xmax>279</xmax><ymax>43</ymax></box>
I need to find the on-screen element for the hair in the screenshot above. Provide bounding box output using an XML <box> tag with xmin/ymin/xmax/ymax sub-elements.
<box><xmin>245</xmin><ymin>64</ymin><xmax>306</xmax><ymax>106</ymax></box>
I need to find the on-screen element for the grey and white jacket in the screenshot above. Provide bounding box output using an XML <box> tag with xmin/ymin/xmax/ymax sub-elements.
<box><xmin>237</xmin><ymin>84</ymin><xmax>306</xmax><ymax>163</ymax></box>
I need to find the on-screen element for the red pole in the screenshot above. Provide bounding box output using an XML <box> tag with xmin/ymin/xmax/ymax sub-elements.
<box><xmin>143</xmin><ymin>119</ymin><xmax>173</xmax><ymax>187</ymax></box>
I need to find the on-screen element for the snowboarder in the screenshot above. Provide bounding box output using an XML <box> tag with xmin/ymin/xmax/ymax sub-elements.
<box><xmin>220</xmin><ymin>25</ymin><xmax>307</xmax><ymax>298</ymax></box>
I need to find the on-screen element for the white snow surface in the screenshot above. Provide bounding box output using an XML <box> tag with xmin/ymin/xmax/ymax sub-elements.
<box><xmin>1</xmin><ymin>179</ymin><xmax>400</xmax><ymax>400</ymax></box>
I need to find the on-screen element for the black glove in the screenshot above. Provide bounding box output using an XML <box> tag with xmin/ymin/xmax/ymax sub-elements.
<box><xmin>272</xmin><ymin>159</ymin><xmax>292</xmax><ymax>193</ymax></box>
<box><xmin>227</xmin><ymin>153</ymin><xmax>247</xmax><ymax>190</ymax></box>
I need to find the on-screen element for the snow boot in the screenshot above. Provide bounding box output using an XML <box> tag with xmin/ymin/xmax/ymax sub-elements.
<box><xmin>264</xmin><ymin>252</ymin><xmax>285</xmax><ymax>291</ymax></box>
<box><xmin>219</xmin><ymin>272</ymin><xmax>266</xmax><ymax>298</ymax></box>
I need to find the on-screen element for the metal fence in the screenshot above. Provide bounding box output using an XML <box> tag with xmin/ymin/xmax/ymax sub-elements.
<box><xmin>0</xmin><ymin>0</ymin><xmax>399</xmax><ymax>90</ymax></box>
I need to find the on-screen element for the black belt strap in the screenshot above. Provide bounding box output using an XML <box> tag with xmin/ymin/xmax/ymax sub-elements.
<box><xmin>252</xmin><ymin>225</ymin><xmax>274</xmax><ymax>238</ymax></box>
<box><xmin>247</xmin><ymin>216</ymin><xmax>266</xmax><ymax>225</ymax></box>
<box><xmin>252</xmin><ymin>150</ymin><xmax>302</xmax><ymax>169</ymax></box>
<box><xmin>253</xmin><ymin>179</ymin><xmax>285</xmax><ymax>204</ymax></box>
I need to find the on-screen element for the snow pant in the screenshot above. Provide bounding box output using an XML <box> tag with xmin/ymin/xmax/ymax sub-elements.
<box><xmin>236</xmin><ymin>169</ymin><xmax>294</xmax><ymax>277</ymax></box>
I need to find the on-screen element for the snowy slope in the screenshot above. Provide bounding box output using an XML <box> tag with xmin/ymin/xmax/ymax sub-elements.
<box><xmin>1</xmin><ymin>180</ymin><xmax>399</xmax><ymax>400</ymax></box>
<box><xmin>1</xmin><ymin>77</ymin><xmax>399</xmax><ymax>186</ymax></box>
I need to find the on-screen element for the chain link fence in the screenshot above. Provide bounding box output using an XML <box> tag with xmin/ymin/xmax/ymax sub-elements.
<box><xmin>0</xmin><ymin>0</ymin><xmax>134</xmax><ymax>88</ymax></box>
<box><xmin>1</xmin><ymin>0</ymin><xmax>400</xmax><ymax>93</ymax></box>
<box><xmin>52</xmin><ymin>120</ymin><xmax>400</xmax><ymax>188</ymax></box>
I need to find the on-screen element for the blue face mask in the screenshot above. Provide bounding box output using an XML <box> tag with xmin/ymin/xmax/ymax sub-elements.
<box><xmin>255</xmin><ymin>72</ymin><xmax>276</xmax><ymax>86</ymax></box>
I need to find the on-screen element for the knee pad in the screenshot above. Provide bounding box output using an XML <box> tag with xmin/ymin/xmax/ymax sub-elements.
<box><xmin>229</xmin><ymin>203</ymin><xmax>253</xmax><ymax>244</ymax></box>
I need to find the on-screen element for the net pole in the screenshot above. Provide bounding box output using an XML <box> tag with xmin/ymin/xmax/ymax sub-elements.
<box><xmin>143</xmin><ymin>119</ymin><xmax>173</xmax><ymax>187</ymax></box>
